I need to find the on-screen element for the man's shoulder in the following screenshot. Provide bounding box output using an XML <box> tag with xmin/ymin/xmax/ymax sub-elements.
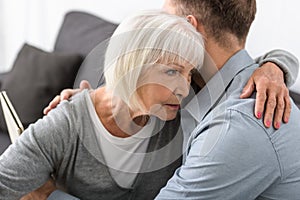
<box><xmin>204</xmin><ymin>93</ymin><xmax>259</xmax><ymax>128</ymax></box>
<box><xmin>187</xmin><ymin>99</ymin><xmax>277</xmax><ymax>170</ymax></box>
<box><xmin>191</xmin><ymin>98</ymin><xmax>262</xmax><ymax>143</ymax></box>
<box><xmin>194</xmin><ymin>94</ymin><xmax>300</xmax><ymax>156</ymax></box>
<box><xmin>226</xmin><ymin>97</ymin><xmax>257</xmax><ymax>120</ymax></box>
<box><xmin>190</xmin><ymin>98</ymin><xmax>267</xmax><ymax>152</ymax></box>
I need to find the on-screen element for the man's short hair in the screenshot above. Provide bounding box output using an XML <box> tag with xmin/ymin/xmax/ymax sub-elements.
<box><xmin>171</xmin><ymin>0</ymin><xmax>256</xmax><ymax>48</ymax></box>
<box><xmin>104</xmin><ymin>11</ymin><xmax>204</xmax><ymax>111</ymax></box>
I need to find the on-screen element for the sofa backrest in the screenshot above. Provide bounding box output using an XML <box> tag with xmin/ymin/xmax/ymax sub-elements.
<box><xmin>54</xmin><ymin>11</ymin><xmax>118</xmax><ymax>58</ymax></box>
<box><xmin>54</xmin><ymin>11</ymin><xmax>118</xmax><ymax>89</ymax></box>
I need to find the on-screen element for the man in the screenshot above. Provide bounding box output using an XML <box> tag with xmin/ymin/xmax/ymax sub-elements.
<box><xmin>155</xmin><ymin>0</ymin><xmax>300</xmax><ymax>199</ymax></box>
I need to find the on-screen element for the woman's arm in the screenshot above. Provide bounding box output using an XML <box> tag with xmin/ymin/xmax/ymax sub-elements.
<box><xmin>255</xmin><ymin>49</ymin><xmax>298</xmax><ymax>87</ymax></box>
<box><xmin>0</xmin><ymin>102</ymin><xmax>74</xmax><ymax>199</ymax></box>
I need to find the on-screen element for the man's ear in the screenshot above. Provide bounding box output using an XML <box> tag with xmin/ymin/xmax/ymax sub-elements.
<box><xmin>186</xmin><ymin>15</ymin><xmax>206</xmax><ymax>37</ymax></box>
<box><xmin>186</xmin><ymin>15</ymin><xmax>198</xmax><ymax>28</ymax></box>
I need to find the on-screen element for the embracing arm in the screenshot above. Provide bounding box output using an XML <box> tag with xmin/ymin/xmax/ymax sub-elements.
<box><xmin>241</xmin><ymin>49</ymin><xmax>299</xmax><ymax>129</ymax></box>
<box><xmin>255</xmin><ymin>49</ymin><xmax>298</xmax><ymax>87</ymax></box>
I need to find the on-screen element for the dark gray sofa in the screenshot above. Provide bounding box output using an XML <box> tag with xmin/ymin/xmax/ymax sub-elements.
<box><xmin>0</xmin><ymin>11</ymin><xmax>118</xmax><ymax>154</ymax></box>
<box><xmin>291</xmin><ymin>90</ymin><xmax>300</xmax><ymax>108</ymax></box>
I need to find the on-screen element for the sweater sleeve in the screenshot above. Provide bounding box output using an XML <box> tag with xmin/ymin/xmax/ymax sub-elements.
<box><xmin>255</xmin><ymin>49</ymin><xmax>299</xmax><ymax>87</ymax></box>
<box><xmin>0</xmin><ymin>101</ymin><xmax>75</xmax><ymax>199</ymax></box>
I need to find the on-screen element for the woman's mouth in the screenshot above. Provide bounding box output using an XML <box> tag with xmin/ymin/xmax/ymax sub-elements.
<box><xmin>165</xmin><ymin>104</ymin><xmax>180</xmax><ymax>110</ymax></box>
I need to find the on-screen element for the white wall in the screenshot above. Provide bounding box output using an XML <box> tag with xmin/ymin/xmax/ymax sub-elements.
<box><xmin>0</xmin><ymin>0</ymin><xmax>163</xmax><ymax>72</ymax></box>
<box><xmin>247</xmin><ymin>0</ymin><xmax>300</xmax><ymax>92</ymax></box>
<box><xmin>0</xmin><ymin>0</ymin><xmax>299</xmax><ymax>92</ymax></box>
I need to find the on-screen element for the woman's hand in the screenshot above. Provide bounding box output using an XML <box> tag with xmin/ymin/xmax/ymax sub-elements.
<box><xmin>240</xmin><ymin>62</ymin><xmax>290</xmax><ymax>129</ymax></box>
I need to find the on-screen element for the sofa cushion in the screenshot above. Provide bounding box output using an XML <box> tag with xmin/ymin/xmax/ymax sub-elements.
<box><xmin>73</xmin><ymin>41</ymin><xmax>108</xmax><ymax>88</ymax></box>
<box><xmin>0</xmin><ymin>72</ymin><xmax>10</xmax><ymax>89</ymax></box>
<box><xmin>0</xmin><ymin>130</ymin><xmax>10</xmax><ymax>154</ymax></box>
<box><xmin>54</xmin><ymin>11</ymin><xmax>118</xmax><ymax>58</ymax></box>
<box><xmin>0</xmin><ymin>43</ymin><xmax>83</xmax><ymax>131</ymax></box>
<box><xmin>291</xmin><ymin>90</ymin><xmax>300</xmax><ymax>109</ymax></box>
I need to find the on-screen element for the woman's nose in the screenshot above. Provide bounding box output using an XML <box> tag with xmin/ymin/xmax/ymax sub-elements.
<box><xmin>174</xmin><ymin>75</ymin><xmax>191</xmax><ymax>99</ymax></box>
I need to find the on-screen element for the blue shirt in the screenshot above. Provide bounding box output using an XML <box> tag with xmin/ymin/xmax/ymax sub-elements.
<box><xmin>156</xmin><ymin>50</ymin><xmax>300</xmax><ymax>199</ymax></box>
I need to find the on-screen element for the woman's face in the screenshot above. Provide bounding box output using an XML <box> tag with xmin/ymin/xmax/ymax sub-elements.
<box><xmin>136</xmin><ymin>61</ymin><xmax>194</xmax><ymax>121</ymax></box>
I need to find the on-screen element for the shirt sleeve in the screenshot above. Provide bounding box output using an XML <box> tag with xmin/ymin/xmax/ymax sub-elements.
<box><xmin>155</xmin><ymin>109</ymin><xmax>280</xmax><ymax>199</ymax></box>
<box><xmin>255</xmin><ymin>49</ymin><xmax>299</xmax><ymax>87</ymax></box>
<box><xmin>0</xmin><ymin>101</ymin><xmax>75</xmax><ymax>199</ymax></box>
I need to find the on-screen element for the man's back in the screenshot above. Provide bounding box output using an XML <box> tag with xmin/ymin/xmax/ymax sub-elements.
<box><xmin>156</xmin><ymin>50</ymin><xmax>300</xmax><ymax>199</ymax></box>
<box><xmin>225</xmin><ymin>77</ymin><xmax>300</xmax><ymax>198</ymax></box>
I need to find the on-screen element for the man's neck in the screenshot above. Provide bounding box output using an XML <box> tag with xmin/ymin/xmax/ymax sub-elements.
<box><xmin>199</xmin><ymin>37</ymin><xmax>244</xmax><ymax>82</ymax></box>
<box><xmin>206</xmin><ymin>39</ymin><xmax>243</xmax><ymax>70</ymax></box>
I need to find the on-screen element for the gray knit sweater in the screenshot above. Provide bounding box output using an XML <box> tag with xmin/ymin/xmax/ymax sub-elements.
<box><xmin>0</xmin><ymin>90</ymin><xmax>183</xmax><ymax>200</ymax></box>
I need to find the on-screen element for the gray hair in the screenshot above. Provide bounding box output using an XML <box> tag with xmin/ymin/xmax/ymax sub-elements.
<box><xmin>104</xmin><ymin>10</ymin><xmax>204</xmax><ymax>111</ymax></box>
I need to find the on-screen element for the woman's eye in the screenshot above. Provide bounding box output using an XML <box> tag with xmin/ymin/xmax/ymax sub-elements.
<box><xmin>165</xmin><ymin>69</ymin><xmax>178</xmax><ymax>76</ymax></box>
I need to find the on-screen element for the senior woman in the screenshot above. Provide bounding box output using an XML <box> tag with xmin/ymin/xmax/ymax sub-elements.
<box><xmin>0</xmin><ymin>11</ymin><xmax>204</xmax><ymax>199</ymax></box>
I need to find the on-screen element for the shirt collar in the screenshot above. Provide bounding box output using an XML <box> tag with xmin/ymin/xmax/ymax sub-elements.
<box><xmin>183</xmin><ymin>49</ymin><xmax>255</xmax><ymax>123</ymax></box>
